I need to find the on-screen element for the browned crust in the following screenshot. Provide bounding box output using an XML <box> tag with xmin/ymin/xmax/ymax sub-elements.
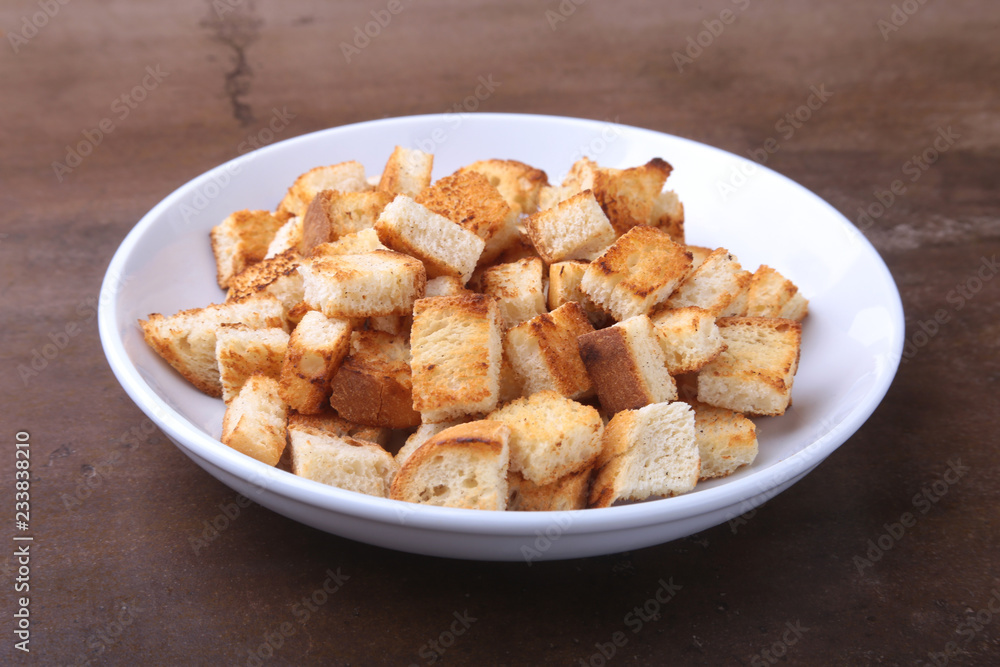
<box><xmin>278</xmin><ymin>322</ymin><xmax>352</xmax><ymax>414</ymax></box>
<box><xmin>139</xmin><ymin>315</ymin><xmax>222</xmax><ymax>397</ymax></box>
<box><xmin>301</xmin><ymin>190</ymin><xmax>335</xmax><ymax>255</ymax></box>
<box><xmin>415</xmin><ymin>170</ymin><xmax>511</xmax><ymax>242</ymax></box>
<box><xmin>389</xmin><ymin>421</ymin><xmax>509</xmax><ymax>502</ymax></box>
<box><xmin>577</xmin><ymin>326</ymin><xmax>653</xmax><ymax>416</ymax></box>
<box><xmin>528</xmin><ymin>301</ymin><xmax>594</xmax><ymax>397</ymax></box>
<box><xmin>328</xmin><ymin>333</ymin><xmax>421</xmax><ymax>428</ymax></box>
<box><xmin>508</xmin><ymin>467</ymin><xmax>591</xmax><ymax>511</ymax></box>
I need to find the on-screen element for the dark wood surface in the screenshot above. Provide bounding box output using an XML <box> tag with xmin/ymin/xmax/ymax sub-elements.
<box><xmin>2</xmin><ymin>1</ymin><xmax>998</xmax><ymax>664</ymax></box>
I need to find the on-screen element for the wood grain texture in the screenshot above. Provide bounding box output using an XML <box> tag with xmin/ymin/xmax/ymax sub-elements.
<box><xmin>1</xmin><ymin>1</ymin><xmax>998</xmax><ymax>664</ymax></box>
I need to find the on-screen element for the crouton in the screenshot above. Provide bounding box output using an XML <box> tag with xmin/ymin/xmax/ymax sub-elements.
<box><xmin>394</xmin><ymin>420</ymin><xmax>468</xmax><ymax>466</ymax></box>
<box><xmin>278</xmin><ymin>162</ymin><xmax>369</xmax><ymax>217</ymax></box>
<box><xmin>481</xmin><ymin>257</ymin><xmax>546</xmax><ymax>329</ymax></box>
<box><xmin>686</xmin><ymin>399</ymin><xmax>758</xmax><ymax>480</ymax></box>
<box><xmin>498</xmin><ymin>350</ymin><xmax>525</xmax><ymax>403</ymax></box>
<box><xmin>299</xmin><ymin>250</ymin><xmax>426</xmax><ymax>318</ymax></box>
<box><xmin>589</xmin><ymin>401</ymin><xmax>699</xmax><ymax>508</ymax></box>
<box><xmin>744</xmin><ymin>265</ymin><xmax>809</xmax><ymax>321</ymax></box>
<box><xmin>592</xmin><ymin>158</ymin><xmax>672</xmax><ymax>235</ymax></box>
<box><xmin>301</xmin><ymin>190</ymin><xmax>393</xmax><ymax>255</ymax></box>
<box><xmin>389</xmin><ymin>420</ymin><xmax>511</xmax><ymax>510</ymax></box>
<box><xmin>139</xmin><ymin>294</ymin><xmax>286</xmax><ymax>397</ymax></box>
<box><xmin>210</xmin><ymin>210</ymin><xmax>292</xmax><ymax>288</ymax></box>
<box><xmin>289</xmin><ymin>424</ymin><xmax>397</xmax><ymax>497</ymax></box>
<box><xmin>424</xmin><ymin>275</ymin><xmax>471</xmax><ymax>298</ymax></box>
<box><xmin>415</xmin><ymin>170</ymin><xmax>519</xmax><ymax>264</ymax></box>
<box><xmin>328</xmin><ymin>330</ymin><xmax>421</xmax><ymax>428</ymax></box>
<box><xmin>665</xmin><ymin>248</ymin><xmax>751</xmax><ymax>315</ymax></box>
<box><xmin>581</xmin><ymin>226</ymin><xmax>692</xmax><ymax>321</ymax></box>
<box><xmin>577</xmin><ymin>315</ymin><xmax>678</xmax><ymax>415</ymax></box>
<box><xmin>220</xmin><ymin>374</ymin><xmax>288</xmax><ymax>466</ymax></box>
<box><xmin>649</xmin><ymin>190</ymin><xmax>685</xmax><ymax>244</ymax></box>
<box><xmin>288</xmin><ymin>409</ymin><xmax>388</xmax><ymax>447</ymax></box>
<box><xmin>226</xmin><ymin>251</ymin><xmax>304</xmax><ymax>316</ymax></box>
<box><xmin>215</xmin><ymin>324</ymin><xmax>290</xmax><ymax>403</ymax></box>
<box><xmin>697</xmin><ymin>317</ymin><xmax>802</xmax><ymax>416</ymax></box>
<box><xmin>507</xmin><ymin>467</ymin><xmax>591</xmax><ymax>511</ymax></box>
<box><xmin>487</xmin><ymin>390</ymin><xmax>603</xmax><ymax>486</ymax></box>
<box><xmin>265</xmin><ymin>215</ymin><xmax>303</xmax><ymax>259</ymax></box>
<box><xmin>504</xmin><ymin>301</ymin><xmax>595</xmax><ymax>400</ymax></box>
<box><xmin>374</xmin><ymin>195</ymin><xmax>485</xmax><ymax>283</ymax></box>
<box><xmin>650</xmin><ymin>306</ymin><xmax>726</xmax><ymax>374</ymax></box>
<box><xmin>561</xmin><ymin>156</ymin><xmax>599</xmax><ymax>192</ymax></box>
<box><xmin>278</xmin><ymin>311</ymin><xmax>352</xmax><ymax>414</ymax></box>
<box><xmin>524</xmin><ymin>190</ymin><xmax>616</xmax><ymax>264</ymax></box>
<box><xmin>687</xmin><ymin>245</ymin><xmax>714</xmax><ymax>271</ymax></box>
<box><xmin>410</xmin><ymin>295</ymin><xmax>502</xmax><ymax>422</ymax></box>
<box><xmin>547</xmin><ymin>261</ymin><xmax>610</xmax><ymax>327</ymax></box>
<box><xmin>377</xmin><ymin>146</ymin><xmax>434</xmax><ymax>198</ymax></box>
<box><xmin>455</xmin><ymin>159</ymin><xmax>549</xmax><ymax>215</ymax></box>
<box><xmin>311</xmin><ymin>228</ymin><xmax>387</xmax><ymax>257</ymax></box>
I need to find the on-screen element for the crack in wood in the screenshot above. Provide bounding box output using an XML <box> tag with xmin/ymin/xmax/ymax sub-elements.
<box><xmin>200</xmin><ymin>1</ymin><xmax>263</xmax><ymax>126</ymax></box>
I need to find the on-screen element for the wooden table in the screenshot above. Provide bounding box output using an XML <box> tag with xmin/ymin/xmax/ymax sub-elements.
<box><xmin>2</xmin><ymin>1</ymin><xmax>998</xmax><ymax>664</ymax></box>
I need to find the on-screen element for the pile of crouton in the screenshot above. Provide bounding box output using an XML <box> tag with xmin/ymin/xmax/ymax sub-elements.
<box><xmin>140</xmin><ymin>146</ymin><xmax>807</xmax><ymax>511</ymax></box>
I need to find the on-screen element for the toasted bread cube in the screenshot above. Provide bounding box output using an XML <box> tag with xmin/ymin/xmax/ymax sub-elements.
<box><xmin>649</xmin><ymin>190</ymin><xmax>685</xmax><ymax>244</ymax></box>
<box><xmin>278</xmin><ymin>162</ymin><xmax>369</xmax><ymax>217</ymax></box>
<box><xmin>221</xmin><ymin>374</ymin><xmax>288</xmax><ymax>465</ymax></box>
<box><xmin>481</xmin><ymin>257</ymin><xmax>546</xmax><ymax>329</ymax></box>
<box><xmin>548</xmin><ymin>261</ymin><xmax>610</xmax><ymax>327</ymax></box>
<box><xmin>279</xmin><ymin>311</ymin><xmax>352</xmax><ymax>414</ymax></box>
<box><xmin>410</xmin><ymin>295</ymin><xmax>502</xmax><ymax>422</ymax></box>
<box><xmin>375</xmin><ymin>195</ymin><xmax>485</xmax><ymax>283</ymax></box>
<box><xmin>578</xmin><ymin>315</ymin><xmax>678</xmax><ymax>415</ymax></box>
<box><xmin>686</xmin><ymin>399</ymin><xmax>758</xmax><ymax>480</ymax></box>
<box><xmin>581</xmin><ymin>226</ymin><xmax>692</xmax><ymax>321</ymax></box>
<box><xmin>377</xmin><ymin>146</ymin><xmax>434</xmax><ymax>198</ymax></box>
<box><xmin>424</xmin><ymin>275</ymin><xmax>471</xmax><ymax>298</ymax></box>
<box><xmin>299</xmin><ymin>250</ymin><xmax>426</xmax><ymax>318</ymax></box>
<box><xmin>589</xmin><ymin>401</ymin><xmax>699</xmax><ymax>508</ymax></box>
<box><xmin>744</xmin><ymin>265</ymin><xmax>809</xmax><ymax>321</ymax></box>
<box><xmin>265</xmin><ymin>215</ymin><xmax>303</xmax><ymax>259</ymax></box>
<box><xmin>210</xmin><ymin>210</ymin><xmax>292</xmax><ymax>288</ymax></box>
<box><xmin>592</xmin><ymin>158</ymin><xmax>672</xmax><ymax>235</ymax></box>
<box><xmin>455</xmin><ymin>159</ymin><xmax>549</xmax><ymax>215</ymax></box>
<box><xmin>139</xmin><ymin>294</ymin><xmax>286</xmax><ymax>397</ymax></box>
<box><xmin>390</xmin><ymin>420</ymin><xmax>511</xmax><ymax>509</ymax></box>
<box><xmin>226</xmin><ymin>251</ymin><xmax>304</xmax><ymax>317</ymax></box>
<box><xmin>650</xmin><ymin>306</ymin><xmax>726</xmax><ymax>374</ymax></box>
<box><xmin>416</xmin><ymin>170</ymin><xmax>519</xmax><ymax>264</ymax></box>
<box><xmin>364</xmin><ymin>314</ymin><xmax>411</xmax><ymax>336</ymax></box>
<box><xmin>524</xmin><ymin>190</ymin><xmax>616</xmax><ymax>264</ymax></box>
<box><xmin>504</xmin><ymin>302</ymin><xmax>595</xmax><ymax>400</ymax></box>
<box><xmin>394</xmin><ymin>420</ymin><xmax>468</xmax><ymax>466</ymax></box>
<box><xmin>665</xmin><ymin>248</ymin><xmax>752</xmax><ymax>315</ymax></box>
<box><xmin>686</xmin><ymin>245</ymin><xmax>714</xmax><ymax>271</ymax></box>
<box><xmin>697</xmin><ymin>317</ymin><xmax>802</xmax><ymax>416</ymax></box>
<box><xmin>329</xmin><ymin>330</ymin><xmax>421</xmax><ymax>428</ymax></box>
<box><xmin>311</xmin><ymin>228</ymin><xmax>387</xmax><ymax>257</ymax></box>
<box><xmin>216</xmin><ymin>324</ymin><xmax>289</xmax><ymax>403</ymax></box>
<box><xmin>487</xmin><ymin>391</ymin><xmax>603</xmax><ymax>486</ymax></box>
<box><xmin>720</xmin><ymin>284</ymin><xmax>749</xmax><ymax>317</ymax></box>
<box><xmin>288</xmin><ymin>409</ymin><xmax>388</xmax><ymax>447</ymax></box>
<box><xmin>536</xmin><ymin>185</ymin><xmax>570</xmax><ymax>211</ymax></box>
<box><xmin>289</xmin><ymin>424</ymin><xmax>397</xmax><ymax>497</ymax></box>
<box><xmin>498</xmin><ymin>350</ymin><xmax>525</xmax><ymax>403</ymax></box>
<box><xmin>561</xmin><ymin>156</ymin><xmax>599</xmax><ymax>192</ymax></box>
<box><xmin>302</xmin><ymin>189</ymin><xmax>393</xmax><ymax>255</ymax></box>
<box><xmin>507</xmin><ymin>467</ymin><xmax>591</xmax><ymax>511</ymax></box>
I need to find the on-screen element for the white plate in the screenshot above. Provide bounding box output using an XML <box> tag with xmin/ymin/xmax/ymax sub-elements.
<box><xmin>99</xmin><ymin>113</ymin><xmax>904</xmax><ymax>561</ymax></box>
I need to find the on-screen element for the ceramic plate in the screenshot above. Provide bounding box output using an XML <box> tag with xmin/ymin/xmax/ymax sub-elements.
<box><xmin>99</xmin><ymin>113</ymin><xmax>904</xmax><ymax>561</ymax></box>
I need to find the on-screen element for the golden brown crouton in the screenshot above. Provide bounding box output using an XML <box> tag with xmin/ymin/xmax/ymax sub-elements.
<box><xmin>328</xmin><ymin>330</ymin><xmax>421</xmax><ymax>428</ymax></box>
